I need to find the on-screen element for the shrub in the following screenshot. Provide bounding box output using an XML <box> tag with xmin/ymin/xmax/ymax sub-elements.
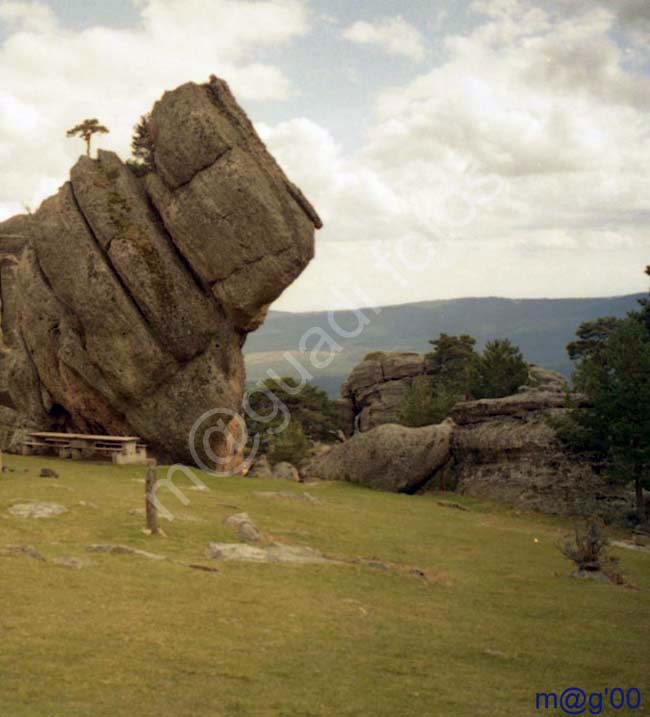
<box><xmin>400</xmin><ymin>377</ymin><xmax>461</xmax><ymax>427</ymax></box>
<box><xmin>268</xmin><ymin>421</ymin><xmax>310</xmax><ymax>466</ymax></box>
<box><xmin>245</xmin><ymin>377</ymin><xmax>341</xmax><ymax>446</ymax></box>
<box><xmin>400</xmin><ymin>377</ymin><xmax>436</xmax><ymax>427</ymax></box>
<box><xmin>558</xmin><ymin>519</ymin><xmax>625</xmax><ymax>585</ymax></box>
<box><xmin>559</xmin><ymin>519</ymin><xmax>610</xmax><ymax>572</ymax></box>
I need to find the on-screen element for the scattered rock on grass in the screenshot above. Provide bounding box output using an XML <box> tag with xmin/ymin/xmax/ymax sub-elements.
<box><xmin>437</xmin><ymin>501</ymin><xmax>469</xmax><ymax>512</ymax></box>
<box><xmin>86</xmin><ymin>544</ymin><xmax>166</xmax><ymax>561</ymax></box>
<box><xmin>366</xmin><ymin>560</ymin><xmax>390</xmax><ymax>572</ymax></box>
<box><xmin>253</xmin><ymin>491</ymin><xmax>320</xmax><ymax>504</ymax></box>
<box><xmin>224</xmin><ymin>513</ymin><xmax>262</xmax><ymax>542</ymax></box>
<box><xmin>409</xmin><ymin>568</ymin><xmax>427</xmax><ymax>579</ymax></box>
<box><xmin>0</xmin><ymin>545</ymin><xmax>46</xmax><ymax>561</ymax></box>
<box><xmin>39</xmin><ymin>468</ymin><xmax>59</xmax><ymax>479</ymax></box>
<box><xmin>570</xmin><ymin>570</ymin><xmax>612</xmax><ymax>583</ymax></box>
<box><xmin>186</xmin><ymin>563</ymin><xmax>219</xmax><ymax>573</ymax></box>
<box><xmin>206</xmin><ymin>542</ymin><xmax>335</xmax><ymax>564</ymax></box>
<box><xmin>8</xmin><ymin>502</ymin><xmax>67</xmax><ymax>519</ymax></box>
<box><xmin>272</xmin><ymin>462</ymin><xmax>301</xmax><ymax>482</ymax></box>
<box><xmin>53</xmin><ymin>556</ymin><xmax>94</xmax><ymax>570</ymax></box>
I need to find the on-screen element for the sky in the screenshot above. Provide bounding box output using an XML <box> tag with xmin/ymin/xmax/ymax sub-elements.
<box><xmin>0</xmin><ymin>0</ymin><xmax>649</xmax><ymax>312</ymax></box>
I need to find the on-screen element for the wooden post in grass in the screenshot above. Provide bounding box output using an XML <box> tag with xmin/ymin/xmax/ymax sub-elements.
<box><xmin>145</xmin><ymin>459</ymin><xmax>159</xmax><ymax>536</ymax></box>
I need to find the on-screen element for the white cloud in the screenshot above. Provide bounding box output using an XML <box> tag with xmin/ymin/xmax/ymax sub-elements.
<box><xmin>342</xmin><ymin>16</ymin><xmax>426</xmax><ymax>62</ymax></box>
<box><xmin>0</xmin><ymin>0</ymin><xmax>310</xmax><ymax>220</ymax></box>
<box><xmin>263</xmin><ymin>0</ymin><xmax>650</xmax><ymax>309</ymax></box>
<box><xmin>0</xmin><ymin>1</ymin><xmax>56</xmax><ymax>33</ymax></box>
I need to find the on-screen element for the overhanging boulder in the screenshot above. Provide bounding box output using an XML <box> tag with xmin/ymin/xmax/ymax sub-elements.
<box><xmin>0</xmin><ymin>77</ymin><xmax>321</xmax><ymax>465</ymax></box>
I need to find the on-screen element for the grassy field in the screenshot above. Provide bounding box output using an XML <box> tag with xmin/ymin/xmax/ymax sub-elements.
<box><xmin>0</xmin><ymin>454</ymin><xmax>648</xmax><ymax>717</ymax></box>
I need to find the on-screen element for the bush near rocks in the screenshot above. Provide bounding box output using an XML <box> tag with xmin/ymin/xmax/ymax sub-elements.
<box><xmin>559</xmin><ymin>519</ymin><xmax>624</xmax><ymax>584</ymax></box>
<box><xmin>268</xmin><ymin>421</ymin><xmax>310</xmax><ymax>467</ymax></box>
<box><xmin>246</xmin><ymin>377</ymin><xmax>342</xmax><ymax>447</ymax></box>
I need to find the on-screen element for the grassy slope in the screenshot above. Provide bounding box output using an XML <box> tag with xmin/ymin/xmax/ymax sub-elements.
<box><xmin>0</xmin><ymin>455</ymin><xmax>648</xmax><ymax>717</ymax></box>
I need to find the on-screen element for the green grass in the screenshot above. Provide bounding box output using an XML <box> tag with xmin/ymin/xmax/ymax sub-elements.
<box><xmin>0</xmin><ymin>455</ymin><xmax>648</xmax><ymax>717</ymax></box>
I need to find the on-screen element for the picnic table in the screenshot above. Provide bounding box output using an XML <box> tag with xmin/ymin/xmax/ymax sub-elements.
<box><xmin>22</xmin><ymin>432</ymin><xmax>148</xmax><ymax>465</ymax></box>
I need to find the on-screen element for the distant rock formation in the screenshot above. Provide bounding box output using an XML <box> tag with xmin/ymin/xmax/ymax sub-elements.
<box><xmin>337</xmin><ymin>350</ymin><xmax>566</xmax><ymax>436</ymax></box>
<box><xmin>317</xmin><ymin>356</ymin><xmax>634</xmax><ymax>520</ymax></box>
<box><xmin>0</xmin><ymin>77</ymin><xmax>321</xmax><ymax>464</ymax></box>
<box><xmin>337</xmin><ymin>352</ymin><xmax>430</xmax><ymax>435</ymax></box>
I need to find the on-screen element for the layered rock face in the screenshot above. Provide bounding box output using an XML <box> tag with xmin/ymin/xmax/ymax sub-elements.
<box><xmin>0</xmin><ymin>77</ymin><xmax>320</xmax><ymax>464</ymax></box>
<box><xmin>337</xmin><ymin>352</ymin><xmax>430</xmax><ymax>435</ymax></box>
<box><xmin>449</xmin><ymin>381</ymin><xmax>631</xmax><ymax>518</ymax></box>
<box><xmin>318</xmin><ymin>359</ymin><xmax>633</xmax><ymax>519</ymax></box>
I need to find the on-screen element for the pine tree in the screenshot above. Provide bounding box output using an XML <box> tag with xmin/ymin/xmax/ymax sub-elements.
<box><xmin>66</xmin><ymin>118</ymin><xmax>109</xmax><ymax>157</ymax></box>
<box><xmin>565</xmin><ymin>320</ymin><xmax>650</xmax><ymax>522</ymax></box>
<box><xmin>245</xmin><ymin>377</ymin><xmax>341</xmax><ymax>448</ymax></box>
<box><xmin>426</xmin><ymin>334</ymin><xmax>478</xmax><ymax>396</ymax></box>
<box><xmin>129</xmin><ymin>113</ymin><xmax>155</xmax><ymax>173</ymax></box>
<box><xmin>472</xmin><ymin>339</ymin><xmax>529</xmax><ymax>399</ymax></box>
<box><xmin>567</xmin><ymin>317</ymin><xmax>623</xmax><ymax>362</ymax></box>
<box><xmin>555</xmin><ymin>266</ymin><xmax>650</xmax><ymax>523</ymax></box>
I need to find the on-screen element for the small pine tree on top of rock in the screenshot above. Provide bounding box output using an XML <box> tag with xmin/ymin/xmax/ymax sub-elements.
<box><xmin>66</xmin><ymin>118</ymin><xmax>109</xmax><ymax>157</ymax></box>
<box><xmin>128</xmin><ymin>113</ymin><xmax>155</xmax><ymax>175</ymax></box>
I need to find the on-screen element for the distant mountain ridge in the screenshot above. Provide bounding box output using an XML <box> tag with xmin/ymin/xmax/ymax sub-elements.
<box><xmin>244</xmin><ymin>294</ymin><xmax>645</xmax><ymax>396</ymax></box>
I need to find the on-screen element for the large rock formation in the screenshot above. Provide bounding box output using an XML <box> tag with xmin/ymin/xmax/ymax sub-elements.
<box><xmin>0</xmin><ymin>77</ymin><xmax>321</xmax><ymax>465</ymax></box>
<box><xmin>305</xmin><ymin>421</ymin><xmax>454</xmax><ymax>493</ymax></box>
<box><xmin>320</xmin><ymin>359</ymin><xmax>635</xmax><ymax>519</ymax></box>
<box><xmin>450</xmin><ymin>384</ymin><xmax>632</xmax><ymax>519</ymax></box>
<box><xmin>338</xmin><ymin>352</ymin><xmax>430</xmax><ymax>435</ymax></box>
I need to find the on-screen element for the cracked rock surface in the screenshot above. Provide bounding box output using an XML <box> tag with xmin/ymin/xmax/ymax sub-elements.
<box><xmin>0</xmin><ymin>77</ymin><xmax>320</xmax><ymax>464</ymax></box>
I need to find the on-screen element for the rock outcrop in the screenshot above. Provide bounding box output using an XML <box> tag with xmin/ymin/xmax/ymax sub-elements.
<box><xmin>338</xmin><ymin>352</ymin><xmax>430</xmax><ymax>435</ymax></box>
<box><xmin>306</xmin><ymin>420</ymin><xmax>454</xmax><ymax>493</ymax></box>
<box><xmin>326</xmin><ymin>358</ymin><xmax>633</xmax><ymax>519</ymax></box>
<box><xmin>0</xmin><ymin>77</ymin><xmax>321</xmax><ymax>464</ymax></box>
<box><xmin>449</xmin><ymin>387</ymin><xmax>632</xmax><ymax>518</ymax></box>
<box><xmin>337</xmin><ymin>350</ymin><xmax>567</xmax><ymax>437</ymax></box>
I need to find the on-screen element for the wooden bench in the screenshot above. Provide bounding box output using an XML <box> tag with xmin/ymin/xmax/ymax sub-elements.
<box><xmin>22</xmin><ymin>432</ymin><xmax>149</xmax><ymax>465</ymax></box>
<box><xmin>21</xmin><ymin>440</ymin><xmax>49</xmax><ymax>454</ymax></box>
